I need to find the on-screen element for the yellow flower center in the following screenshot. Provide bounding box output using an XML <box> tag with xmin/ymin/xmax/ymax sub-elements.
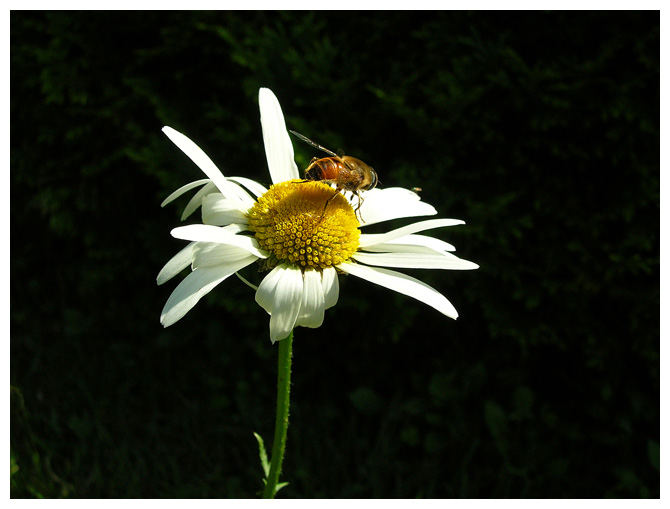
<box><xmin>247</xmin><ymin>180</ymin><xmax>360</xmax><ymax>270</ymax></box>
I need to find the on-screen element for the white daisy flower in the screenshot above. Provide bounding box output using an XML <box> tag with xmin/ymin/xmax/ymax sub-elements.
<box><xmin>158</xmin><ymin>88</ymin><xmax>478</xmax><ymax>342</ymax></box>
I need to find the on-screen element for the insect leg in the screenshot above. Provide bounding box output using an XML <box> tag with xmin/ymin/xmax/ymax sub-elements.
<box><xmin>319</xmin><ymin>189</ymin><xmax>340</xmax><ymax>221</ymax></box>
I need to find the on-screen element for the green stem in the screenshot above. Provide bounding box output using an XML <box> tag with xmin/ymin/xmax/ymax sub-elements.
<box><xmin>262</xmin><ymin>330</ymin><xmax>293</xmax><ymax>499</ymax></box>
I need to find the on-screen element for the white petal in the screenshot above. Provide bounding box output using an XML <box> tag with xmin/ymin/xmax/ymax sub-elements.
<box><xmin>161</xmin><ymin>179</ymin><xmax>210</xmax><ymax>208</ymax></box>
<box><xmin>321</xmin><ymin>267</ymin><xmax>339</xmax><ymax>310</ymax></box>
<box><xmin>259</xmin><ymin>88</ymin><xmax>300</xmax><ymax>183</ymax></box>
<box><xmin>352</xmin><ymin>251</ymin><xmax>479</xmax><ymax>270</ymax></box>
<box><xmin>202</xmin><ymin>193</ymin><xmax>249</xmax><ymax>226</ymax></box>
<box><xmin>193</xmin><ymin>242</ymin><xmax>261</xmax><ymax>268</ymax></box>
<box><xmin>160</xmin><ymin>257</ymin><xmax>256</xmax><ymax>327</ymax></box>
<box><xmin>171</xmin><ymin>224</ymin><xmax>267</xmax><ymax>259</ymax></box>
<box><xmin>157</xmin><ymin>242</ymin><xmax>197</xmax><ymax>285</ymax></box>
<box><xmin>255</xmin><ymin>265</ymin><xmax>284</xmax><ymax>314</ymax></box>
<box><xmin>363</xmin><ymin>234</ymin><xmax>456</xmax><ymax>254</ymax></box>
<box><xmin>224</xmin><ymin>179</ymin><xmax>258</xmax><ymax>210</ymax></box>
<box><xmin>222</xmin><ymin>223</ymin><xmax>247</xmax><ymax>234</ymax></box>
<box><xmin>255</xmin><ymin>264</ymin><xmax>304</xmax><ymax>342</ymax></box>
<box><xmin>338</xmin><ymin>262</ymin><xmax>459</xmax><ymax>319</ymax></box>
<box><xmin>358</xmin><ymin>187</ymin><xmax>438</xmax><ymax>226</ymax></box>
<box><xmin>228</xmin><ymin>176</ymin><xmax>268</xmax><ymax>198</ymax></box>
<box><xmin>270</xmin><ymin>266</ymin><xmax>304</xmax><ymax>342</ymax></box>
<box><xmin>359</xmin><ymin>218</ymin><xmax>465</xmax><ymax>248</ymax></box>
<box><xmin>182</xmin><ymin>181</ymin><xmax>217</xmax><ymax>220</ymax></box>
<box><xmin>296</xmin><ymin>269</ymin><xmax>325</xmax><ymax>328</ymax></box>
<box><xmin>162</xmin><ymin>126</ymin><xmax>254</xmax><ymax>211</ymax></box>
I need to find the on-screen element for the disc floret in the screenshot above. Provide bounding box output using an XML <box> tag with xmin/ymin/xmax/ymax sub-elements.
<box><xmin>247</xmin><ymin>180</ymin><xmax>360</xmax><ymax>271</ymax></box>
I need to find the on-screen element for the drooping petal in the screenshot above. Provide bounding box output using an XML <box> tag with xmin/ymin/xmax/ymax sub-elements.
<box><xmin>352</xmin><ymin>251</ymin><xmax>479</xmax><ymax>270</ymax></box>
<box><xmin>162</xmin><ymin>126</ymin><xmax>255</xmax><ymax>211</ymax></box>
<box><xmin>359</xmin><ymin>218</ymin><xmax>464</xmax><ymax>248</ymax></box>
<box><xmin>296</xmin><ymin>269</ymin><xmax>325</xmax><ymax>328</ymax></box>
<box><xmin>202</xmin><ymin>193</ymin><xmax>249</xmax><ymax>226</ymax></box>
<box><xmin>170</xmin><ymin>224</ymin><xmax>267</xmax><ymax>259</ymax></box>
<box><xmin>255</xmin><ymin>265</ymin><xmax>284</xmax><ymax>314</ymax></box>
<box><xmin>182</xmin><ymin>181</ymin><xmax>217</xmax><ymax>220</ymax></box>
<box><xmin>156</xmin><ymin>242</ymin><xmax>197</xmax><ymax>285</ymax></box>
<box><xmin>228</xmin><ymin>176</ymin><xmax>268</xmax><ymax>198</ymax></box>
<box><xmin>269</xmin><ymin>266</ymin><xmax>304</xmax><ymax>342</ymax></box>
<box><xmin>259</xmin><ymin>88</ymin><xmax>300</xmax><ymax>184</ymax></box>
<box><xmin>161</xmin><ymin>179</ymin><xmax>210</xmax><ymax>208</ymax></box>
<box><xmin>338</xmin><ymin>261</ymin><xmax>459</xmax><ymax>319</ymax></box>
<box><xmin>160</xmin><ymin>257</ymin><xmax>257</xmax><ymax>327</ymax></box>
<box><xmin>357</xmin><ymin>187</ymin><xmax>438</xmax><ymax>226</ymax></box>
<box><xmin>255</xmin><ymin>264</ymin><xmax>304</xmax><ymax>342</ymax></box>
<box><xmin>321</xmin><ymin>266</ymin><xmax>339</xmax><ymax>310</ymax></box>
<box><xmin>193</xmin><ymin>242</ymin><xmax>262</xmax><ymax>268</ymax></box>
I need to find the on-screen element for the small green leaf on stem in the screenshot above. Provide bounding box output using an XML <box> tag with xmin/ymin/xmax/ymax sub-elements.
<box><xmin>253</xmin><ymin>432</ymin><xmax>270</xmax><ymax>478</ymax></box>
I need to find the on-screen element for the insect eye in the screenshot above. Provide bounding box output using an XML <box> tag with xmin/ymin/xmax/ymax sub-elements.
<box><xmin>365</xmin><ymin>170</ymin><xmax>378</xmax><ymax>190</ymax></box>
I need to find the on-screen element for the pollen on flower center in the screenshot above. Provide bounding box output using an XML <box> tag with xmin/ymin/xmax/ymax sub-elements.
<box><xmin>247</xmin><ymin>180</ymin><xmax>360</xmax><ymax>270</ymax></box>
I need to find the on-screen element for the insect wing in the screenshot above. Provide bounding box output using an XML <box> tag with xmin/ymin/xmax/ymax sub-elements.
<box><xmin>289</xmin><ymin>130</ymin><xmax>338</xmax><ymax>157</ymax></box>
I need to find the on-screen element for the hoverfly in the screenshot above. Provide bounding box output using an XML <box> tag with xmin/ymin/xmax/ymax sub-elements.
<box><xmin>289</xmin><ymin>130</ymin><xmax>378</xmax><ymax>219</ymax></box>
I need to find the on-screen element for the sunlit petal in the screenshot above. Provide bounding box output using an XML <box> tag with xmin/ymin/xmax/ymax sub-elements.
<box><xmin>228</xmin><ymin>176</ymin><xmax>268</xmax><ymax>198</ymax></box>
<box><xmin>171</xmin><ymin>224</ymin><xmax>267</xmax><ymax>258</ymax></box>
<box><xmin>338</xmin><ymin>262</ymin><xmax>459</xmax><ymax>319</ymax></box>
<box><xmin>182</xmin><ymin>181</ymin><xmax>217</xmax><ymax>220</ymax></box>
<box><xmin>358</xmin><ymin>187</ymin><xmax>438</xmax><ymax>226</ymax></box>
<box><xmin>352</xmin><ymin>251</ymin><xmax>479</xmax><ymax>270</ymax></box>
<box><xmin>193</xmin><ymin>242</ymin><xmax>262</xmax><ymax>268</ymax></box>
<box><xmin>359</xmin><ymin>218</ymin><xmax>464</xmax><ymax>248</ymax></box>
<box><xmin>362</xmin><ymin>234</ymin><xmax>456</xmax><ymax>254</ymax></box>
<box><xmin>255</xmin><ymin>265</ymin><xmax>284</xmax><ymax>314</ymax></box>
<box><xmin>160</xmin><ymin>257</ymin><xmax>256</xmax><ymax>327</ymax></box>
<box><xmin>259</xmin><ymin>88</ymin><xmax>300</xmax><ymax>183</ymax></box>
<box><xmin>321</xmin><ymin>267</ymin><xmax>339</xmax><ymax>310</ymax></box>
<box><xmin>162</xmin><ymin>126</ymin><xmax>254</xmax><ymax>211</ymax></box>
<box><xmin>256</xmin><ymin>264</ymin><xmax>304</xmax><ymax>342</ymax></box>
<box><xmin>296</xmin><ymin>269</ymin><xmax>325</xmax><ymax>328</ymax></box>
<box><xmin>157</xmin><ymin>242</ymin><xmax>197</xmax><ymax>285</ymax></box>
<box><xmin>202</xmin><ymin>193</ymin><xmax>249</xmax><ymax>226</ymax></box>
<box><xmin>161</xmin><ymin>179</ymin><xmax>210</xmax><ymax>208</ymax></box>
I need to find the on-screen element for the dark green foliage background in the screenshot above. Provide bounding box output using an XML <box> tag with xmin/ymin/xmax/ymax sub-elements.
<box><xmin>11</xmin><ymin>11</ymin><xmax>659</xmax><ymax>498</ymax></box>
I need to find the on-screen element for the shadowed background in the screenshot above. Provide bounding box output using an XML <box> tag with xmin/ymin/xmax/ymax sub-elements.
<box><xmin>11</xmin><ymin>11</ymin><xmax>659</xmax><ymax>498</ymax></box>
